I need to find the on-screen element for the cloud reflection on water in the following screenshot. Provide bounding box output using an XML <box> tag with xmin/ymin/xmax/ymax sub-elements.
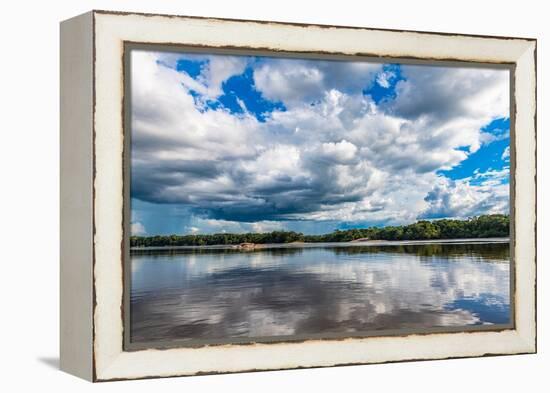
<box><xmin>130</xmin><ymin>243</ymin><xmax>510</xmax><ymax>343</ymax></box>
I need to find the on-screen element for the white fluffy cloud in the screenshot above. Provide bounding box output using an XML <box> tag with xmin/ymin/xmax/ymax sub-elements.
<box><xmin>131</xmin><ymin>222</ymin><xmax>147</xmax><ymax>236</ymax></box>
<box><xmin>390</xmin><ymin>65</ymin><xmax>509</xmax><ymax>153</ymax></box>
<box><xmin>420</xmin><ymin>168</ymin><xmax>510</xmax><ymax>219</ymax></box>
<box><xmin>130</xmin><ymin>50</ymin><xmax>510</xmax><ymax>234</ymax></box>
<box><xmin>253</xmin><ymin>58</ymin><xmax>381</xmax><ymax>106</ymax></box>
<box><xmin>184</xmin><ymin>217</ymin><xmax>285</xmax><ymax>234</ymax></box>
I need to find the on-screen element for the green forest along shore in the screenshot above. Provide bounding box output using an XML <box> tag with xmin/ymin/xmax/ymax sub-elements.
<box><xmin>130</xmin><ymin>214</ymin><xmax>509</xmax><ymax>248</ymax></box>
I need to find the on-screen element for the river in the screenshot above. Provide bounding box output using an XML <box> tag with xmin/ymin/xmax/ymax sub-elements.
<box><xmin>129</xmin><ymin>241</ymin><xmax>510</xmax><ymax>346</ymax></box>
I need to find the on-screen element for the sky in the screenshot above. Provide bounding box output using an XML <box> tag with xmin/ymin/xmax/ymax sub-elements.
<box><xmin>130</xmin><ymin>50</ymin><xmax>510</xmax><ymax>236</ymax></box>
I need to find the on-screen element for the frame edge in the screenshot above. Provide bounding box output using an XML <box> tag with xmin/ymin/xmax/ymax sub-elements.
<box><xmin>60</xmin><ymin>11</ymin><xmax>95</xmax><ymax>382</ymax></box>
<box><xmin>91</xmin><ymin>11</ymin><xmax>538</xmax><ymax>380</ymax></box>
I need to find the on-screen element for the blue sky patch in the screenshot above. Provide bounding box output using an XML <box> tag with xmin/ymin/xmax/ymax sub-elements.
<box><xmin>177</xmin><ymin>58</ymin><xmax>286</xmax><ymax>122</ymax></box>
<box><xmin>445</xmin><ymin>294</ymin><xmax>510</xmax><ymax>325</ymax></box>
<box><xmin>216</xmin><ymin>67</ymin><xmax>286</xmax><ymax>122</ymax></box>
<box><xmin>176</xmin><ymin>58</ymin><xmax>206</xmax><ymax>78</ymax></box>
<box><xmin>363</xmin><ymin>64</ymin><xmax>405</xmax><ymax>104</ymax></box>
<box><xmin>131</xmin><ymin>198</ymin><xmax>192</xmax><ymax>236</ymax></box>
<box><xmin>439</xmin><ymin>117</ymin><xmax>510</xmax><ymax>182</ymax></box>
<box><xmin>482</xmin><ymin>117</ymin><xmax>510</xmax><ymax>139</ymax></box>
<box><xmin>187</xmin><ymin>89</ymin><xmax>218</xmax><ymax>113</ymax></box>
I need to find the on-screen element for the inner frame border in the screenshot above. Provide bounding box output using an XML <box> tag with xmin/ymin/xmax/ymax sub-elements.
<box><xmin>121</xmin><ymin>42</ymin><xmax>517</xmax><ymax>352</ymax></box>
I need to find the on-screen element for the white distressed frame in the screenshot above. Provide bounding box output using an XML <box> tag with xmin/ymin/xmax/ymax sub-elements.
<box><xmin>61</xmin><ymin>10</ymin><xmax>536</xmax><ymax>382</ymax></box>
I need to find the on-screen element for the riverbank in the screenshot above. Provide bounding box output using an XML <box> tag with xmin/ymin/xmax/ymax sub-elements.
<box><xmin>130</xmin><ymin>215</ymin><xmax>509</xmax><ymax>248</ymax></box>
<box><xmin>130</xmin><ymin>237</ymin><xmax>509</xmax><ymax>252</ymax></box>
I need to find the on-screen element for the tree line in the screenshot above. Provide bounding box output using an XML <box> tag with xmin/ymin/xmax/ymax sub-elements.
<box><xmin>130</xmin><ymin>214</ymin><xmax>509</xmax><ymax>248</ymax></box>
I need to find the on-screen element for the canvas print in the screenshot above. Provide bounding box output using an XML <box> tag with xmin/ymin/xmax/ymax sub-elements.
<box><xmin>127</xmin><ymin>48</ymin><xmax>511</xmax><ymax>347</ymax></box>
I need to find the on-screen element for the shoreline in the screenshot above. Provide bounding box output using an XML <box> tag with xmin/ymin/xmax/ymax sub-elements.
<box><xmin>130</xmin><ymin>237</ymin><xmax>510</xmax><ymax>252</ymax></box>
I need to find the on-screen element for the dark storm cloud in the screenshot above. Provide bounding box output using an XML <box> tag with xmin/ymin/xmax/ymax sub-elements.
<box><xmin>389</xmin><ymin>65</ymin><xmax>508</xmax><ymax>122</ymax></box>
<box><xmin>131</xmin><ymin>153</ymin><xmax>369</xmax><ymax>223</ymax></box>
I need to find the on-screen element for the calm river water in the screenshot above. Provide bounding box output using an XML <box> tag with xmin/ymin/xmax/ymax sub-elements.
<box><xmin>130</xmin><ymin>242</ymin><xmax>510</xmax><ymax>345</ymax></box>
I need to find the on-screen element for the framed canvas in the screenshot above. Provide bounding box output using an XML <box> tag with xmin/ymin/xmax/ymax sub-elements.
<box><xmin>60</xmin><ymin>10</ymin><xmax>537</xmax><ymax>382</ymax></box>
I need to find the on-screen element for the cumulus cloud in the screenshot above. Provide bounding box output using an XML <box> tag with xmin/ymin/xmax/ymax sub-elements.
<box><xmin>317</xmin><ymin>140</ymin><xmax>358</xmax><ymax>164</ymax></box>
<box><xmin>131</xmin><ymin>222</ymin><xmax>147</xmax><ymax>236</ymax></box>
<box><xmin>419</xmin><ymin>168</ymin><xmax>510</xmax><ymax>219</ymax></box>
<box><xmin>184</xmin><ymin>217</ymin><xmax>285</xmax><ymax>234</ymax></box>
<box><xmin>130</xmin><ymin>50</ymin><xmax>510</xmax><ymax>234</ymax></box>
<box><xmin>253</xmin><ymin>58</ymin><xmax>381</xmax><ymax>106</ymax></box>
<box><xmin>389</xmin><ymin>65</ymin><xmax>509</xmax><ymax>153</ymax></box>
